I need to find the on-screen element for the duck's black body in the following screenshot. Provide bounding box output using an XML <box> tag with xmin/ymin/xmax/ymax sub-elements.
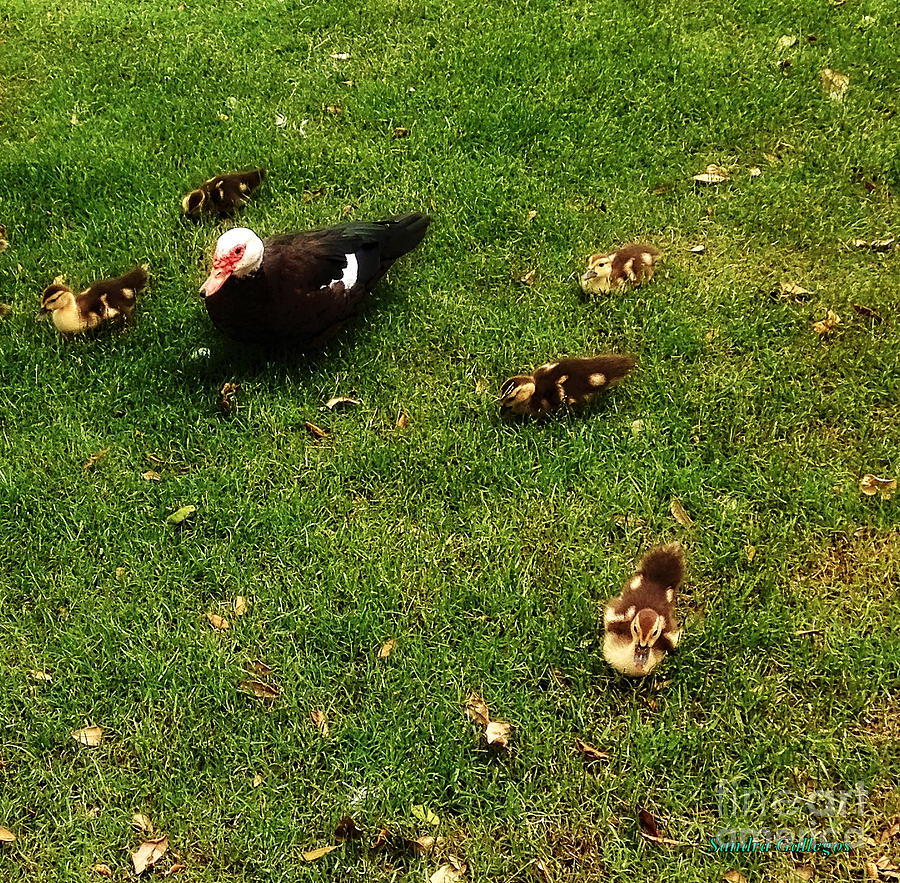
<box><xmin>203</xmin><ymin>213</ymin><xmax>430</xmax><ymax>347</ymax></box>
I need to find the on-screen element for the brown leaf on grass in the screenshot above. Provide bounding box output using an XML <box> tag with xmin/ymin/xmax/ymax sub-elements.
<box><xmin>371</xmin><ymin>828</ymin><xmax>391</xmax><ymax>851</ymax></box>
<box><xmin>465</xmin><ymin>693</ymin><xmax>491</xmax><ymax>727</ymax></box>
<box><xmin>83</xmin><ymin>448</ymin><xmax>111</xmax><ymax>473</ymax></box>
<box><xmin>724</xmin><ymin>872</ymin><xmax>748</xmax><ymax>883</ymax></box>
<box><xmin>166</xmin><ymin>505</ymin><xmax>196</xmax><ymax>525</ymax></box>
<box><xmin>879</xmin><ymin>820</ymin><xmax>900</xmax><ymax>843</ymax></box>
<box><xmin>396</xmin><ymin>411</ymin><xmax>409</xmax><ymax>429</ymax></box>
<box><xmin>91</xmin><ymin>864</ymin><xmax>112</xmax><ymax>877</ymax></box>
<box><xmin>0</xmin><ymin>826</ymin><xmax>15</xmax><ymax>843</ymax></box>
<box><xmin>638</xmin><ymin>809</ymin><xmax>660</xmax><ymax>838</ymax></box>
<box><xmin>486</xmin><ymin>721</ymin><xmax>511</xmax><ymax>748</ymax></box>
<box><xmin>219</xmin><ymin>381</ymin><xmax>240</xmax><ymax>414</ymax></box>
<box><xmin>141</xmin><ymin>470</ymin><xmax>162</xmax><ymax>482</ymax></box>
<box><xmin>670</xmin><ymin>498</ymin><xmax>694</xmax><ymax>527</ymax></box>
<box><xmin>72</xmin><ymin>726</ymin><xmax>103</xmax><ymax>747</ymax></box>
<box><xmin>311</xmin><ymin>709</ymin><xmax>329</xmax><ymax>737</ymax></box>
<box><xmin>692</xmin><ymin>164</ymin><xmax>729</xmax><ymax>184</ymax></box>
<box><xmin>811</xmin><ymin>310</ymin><xmax>840</xmax><ymax>335</ymax></box>
<box><xmin>247</xmin><ymin>659</ymin><xmax>273</xmax><ymax>676</ymax></box>
<box><xmin>305</xmin><ymin>421</ymin><xmax>327</xmax><ymax>439</ymax></box>
<box><xmin>777</xmin><ymin>34</ymin><xmax>798</xmax><ymax>49</ymax></box>
<box><xmin>303</xmin><ymin>845</ymin><xmax>340</xmax><ymax>862</ymax></box>
<box><xmin>652</xmin><ymin>182</ymin><xmax>674</xmax><ymax>195</ymax></box>
<box><xmin>252</xmin><ymin>773</ymin><xmax>263</xmax><ymax>787</ymax></box>
<box><xmin>746</xmin><ymin>545</ymin><xmax>757</xmax><ymax>562</ymax></box>
<box><xmin>377</xmin><ymin>638</ymin><xmax>397</xmax><ymax>659</ymax></box>
<box><xmin>392</xmin><ymin>126</ymin><xmax>410</xmax><ymax>138</ymax></box>
<box><xmin>876</xmin><ymin>856</ymin><xmax>900</xmax><ymax>879</ymax></box>
<box><xmin>853</xmin><ymin>303</ymin><xmax>883</xmax><ymax>321</ymax></box>
<box><xmin>431</xmin><ymin>862</ymin><xmax>467</xmax><ymax>883</ymax></box>
<box><xmin>28</xmin><ymin>669</ymin><xmax>52</xmax><ymax>682</ymax></box>
<box><xmin>514</xmin><ymin>268</ymin><xmax>537</xmax><ymax>285</ymax></box>
<box><xmin>335</xmin><ymin>815</ymin><xmax>364</xmax><ymax>841</ymax></box>
<box><xmin>408</xmin><ymin>835</ymin><xmax>436</xmax><ymax>855</ymax></box>
<box><xmin>526</xmin><ymin>210</ymin><xmax>538</xmax><ymax>222</ymax></box>
<box><xmin>853</xmin><ymin>237</ymin><xmax>896</xmax><ymax>251</ymax></box>
<box><xmin>132</xmin><ymin>835</ymin><xmax>168</xmax><ymax>875</ymax></box>
<box><xmin>324</xmin><ymin>105</ymin><xmax>342</xmax><ymax>115</ymax></box>
<box><xmin>0</xmin><ymin>304</ymin><xmax>12</xmax><ymax>320</ymax></box>
<box><xmin>323</xmin><ymin>396</ymin><xmax>361</xmax><ymax>411</ymax></box>
<box><xmin>115</xmin><ymin>566</ymin><xmax>126</xmax><ymax>579</ymax></box>
<box><xmin>233</xmin><ymin>596</ymin><xmax>248</xmax><ymax>617</ymax></box>
<box><xmin>302</xmin><ymin>186</ymin><xmax>325</xmax><ymax>203</ymax></box>
<box><xmin>775</xmin><ymin>281</ymin><xmax>812</xmax><ymax>301</ymax></box>
<box><xmin>866</xmin><ymin>862</ymin><xmax>880</xmax><ymax>880</ymax></box>
<box><xmin>131</xmin><ymin>813</ymin><xmax>153</xmax><ymax>833</ymax></box>
<box><xmin>205</xmin><ymin>611</ymin><xmax>230</xmax><ymax>631</ymax></box>
<box><xmin>574</xmin><ymin>737</ymin><xmax>609</xmax><ymax>762</ymax></box>
<box><xmin>793</xmin><ymin>864</ymin><xmax>815</xmax><ymax>881</ymax></box>
<box><xmin>166</xmin><ymin>864</ymin><xmax>186</xmax><ymax>876</ymax></box>
<box><xmin>821</xmin><ymin>68</ymin><xmax>849</xmax><ymax>100</ymax></box>
<box><xmin>239</xmin><ymin>680</ymin><xmax>280</xmax><ymax>700</ymax></box>
<box><xmin>860</xmin><ymin>474</ymin><xmax>897</xmax><ymax>499</ymax></box>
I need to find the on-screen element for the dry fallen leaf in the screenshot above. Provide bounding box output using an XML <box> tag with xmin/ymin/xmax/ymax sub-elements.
<box><xmin>311</xmin><ymin>709</ymin><xmax>329</xmax><ymax>737</ymax></box>
<box><xmin>749</xmin><ymin>166</ymin><xmax>761</xmax><ymax>177</ymax></box>
<box><xmin>408</xmin><ymin>834</ymin><xmax>436</xmax><ymax>855</ymax></box>
<box><xmin>115</xmin><ymin>566</ymin><xmax>127</xmax><ymax>579</ymax></box>
<box><xmin>777</xmin><ymin>34</ymin><xmax>798</xmax><ymax>49</ymax></box>
<box><xmin>141</xmin><ymin>470</ymin><xmax>162</xmax><ymax>482</ymax></box>
<box><xmin>132</xmin><ymin>835</ymin><xmax>168</xmax><ymax>875</ymax></box>
<box><xmin>853</xmin><ymin>303</ymin><xmax>883</xmax><ymax>321</ymax></box>
<box><xmin>323</xmin><ymin>396</ymin><xmax>361</xmax><ymax>411</ymax></box>
<box><xmin>247</xmin><ymin>659</ymin><xmax>273</xmax><ymax>676</ymax></box>
<box><xmin>746</xmin><ymin>545</ymin><xmax>757</xmax><ymax>563</ymax></box>
<box><xmin>486</xmin><ymin>721</ymin><xmax>511</xmax><ymax>748</ymax></box>
<box><xmin>303</xmin><ymin>845</ymin><xmax>340</xmax><ymax>862</ymax></box>
<box><xmin>91</xmin><ymin>864</ymin><xmax>112</xmax><ymax>877</ymax></box>
<box><xmin>252</xmin><ymin>773</ymin><xmax>263</xmax><ymax>787</ymax></box>
<box><xmin>233</xmin><ymin>596</ymin><xmax>248</xmax><ymax>617</ymax></box>
<box><xmin>793</xmin><ymin>864</ymin><xmax>815</xmax><ymax>881</ymax></box>
<box><xmin>396</xmin><ymin>411</ymin><xmax>409</xmax><ymax>429</ymax></box>
<box><xmin>0</xmin><ymin>826</ymin><xmax>15</xmax><ymax>843</ymax></box>
<box><xmin>219</xmin><ymin>381</ymin><xmax>240</xmax><ymax>414</ymax></box>
<box><xmin>166</xmin><ymin>505</ymin><xmax>196</xmax><ymax>525</ymax></box>
<box><xmin>377</xmin><ymin>638</ymin><xmax>397</xmax><ymax>659</ymax></box>
<box><xmin>465</xmin><ymin>693</ymin><xmax>491</xmax><ymax>728</ymax></box>
<box><xmin>866</xmin><ymin>862</ymin><xmax>880</xmax><ymax>879</ymax></box>
<box><xmin>526</xmin><ymin>210</ymin><xmax>537</xmax><ymax>222</ymax></box>
<box><xmin>860</xmin><ymin>474</ymin><xmax>897</xmax><ymax>499</ymax></box>
<box><xmin>638</xmin><ymin>809</ymin><xmax>660</xmax><ymax>839</ymax></box>
<box><xmin>83</xmin><ymin>448</ymin><xmax>111</xmax><ymax>473</ymax></box>
<box><xmin>879</xmin><ymin>820</ymin><xmax>900</xmax><ymax>843</ymax></box>
<box><xmin>821</xmin><ymin>68</ymin><xmax>849</xmax><ymax>100</ymax></box>
<box><xmin>132</xmin><ymin>813</ymin><xmax>153</xmax><ymax>833</ymax></box>
<box><xmin>574</xmin><ymin>737</ymin><xmax>609</xmax><ymax>761</ymax></box>
<box><xmin>775</xmin><ymin>281</ymin><xmax>812</xmax><ymax>300</ymax></box>
<box><xmin>329</xmin><ymin>52</ymin><xmax>350</xmax><ymax>60</ymax></box>
<box><xmin>335</xmin><ymin>815</ymin><xmax>365</xmax><ymax>841</ymax></box>
<box><xmin>514</xmin><ymin>268</ymin><xmax>537</xmax><ymax>285</ymax></box>
<box><xmin>431</xmin><ymin>862</ymin><xmax>466</xmax><ymax>883</ymax></box>
<box><xmin>811</xmin><ymin>309</ymin><xmax>840</xmax><ymax>335</ymax></box>
<box><xmin>205</xmin><ymin>611</ymin><xmax>230</xmax><ymax>631</ymax></box>
<box><xmin>72</xmin><ymin>726</ymin><xmax>103</xmax><ymax>747</ymax></box>
<box><xmin>28</xmin><ymin>669</ymin><xmax>52</xmax><ymax>682</ymax></box>
<box><xmin>690</xmin><ymin>244</ymin><xmax>706</xmax><ymax>254</ymax></box>
<box><xmin>853</xmin><ymin>237</ymin><xmax>896</xmax><ymax>251</ymax></box>
<box><xmin>875</xmin><ymin>856</ymin><xmax>900</xmax><ymax>879</ymax></box>
<box><xmin>412</xmin><ymin>805</ymin><xmax>440</xmax><ymax>827</ymax></box>
<box><xmin>0</xmin><ymin>304</ymin><xmax>12</xmax><ymax>319</ymax></box>
<box><xmin>167</xmin><ymin>864</ymin><xmax>186</xmax><ymax>876</ymax></box>
<box><xmin>692</xmin><ymin>163</ymin><xmax>729</xmax><ymax>184</ymax></box>
<box><xmin>305</xmin><ymin>421</ymin><xmax>327</xmax><ymax>439</ymax></box>
<box><xmin>392</xmin><ymin>126</ymin><xmax>410</xmax><ymax>138</ymax></box>
<box><xmin>325</xmin><ymin>105</ymin><xmax>342</xmax><ymax>115</ymax></box>
<box><xmin>302</xmin><ymin>186</ymin><xmax>325</xmax><ymax>203</ymax></box>
<box><xmin>670</xmin><ymin>498</ymin><xmax>694</xmax><ymax>528</ymax></box>
<box><xmin>239</xmin><ymin>680</ymin><xmax>280</xmax><ymax>700</ymax></box>
<box><xmin>724</xmin><ymin>872</ymin><xmax>748</xmax><ymax>883</ymax></box>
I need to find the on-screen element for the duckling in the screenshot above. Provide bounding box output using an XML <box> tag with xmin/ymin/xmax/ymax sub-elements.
<box><xmin>0</xmin><ymin>225</ymin><xmax>8</xmax><ymax>254</ymax></box>
<box><xmin>500</xmin><ymin>354</ymin><xmax>636</xmax><ymax>419</ymax></box>
<box><xmin>37</xmin><ymin>265</ymin><xmax>148</xmax><ymax>336</ymax></box>
<box><xmin>602</xmin><ymin>544</ymin><xmax>684</xmax><ymax>677</ymax></box>
<box><xmin>580</xmin><ymin>243</ymin><xmax>660</xmax><ymax>295</ymax></box>
<box><xmin>182</xmin><ymin>169</ymin><xmax>265</xmax><ymax>216</ymax></box>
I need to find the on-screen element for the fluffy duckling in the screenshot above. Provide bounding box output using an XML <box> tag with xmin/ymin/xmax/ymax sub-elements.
<box><xmin>37</xmin><ymin>265</ymin><xmax>148</xmax><ymax>336</ymax></box>
<box><xmin>500</xmin><ymin>354</ymin><xmax>636</xmax><ymax>420</ymax></box>
<box><xmin>602</xmin><ymin>544</ymin><xmax>684</xmax><ymax>677</ymax></box>
<box><xmin>182</xmin><ymin>169</ymin><xmax>265</xmax><ymax>216</ymax></box>
<box><xmin>580</xmin><ymin>243</ymin><xmax>660</xmax><ymax>295</ymax></box>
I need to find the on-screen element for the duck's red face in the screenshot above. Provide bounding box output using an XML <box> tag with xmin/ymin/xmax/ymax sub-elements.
<box><xmin>200</xmin><ymin>228</ymin><xmax>263</xmax><ymax>298</ymax></box>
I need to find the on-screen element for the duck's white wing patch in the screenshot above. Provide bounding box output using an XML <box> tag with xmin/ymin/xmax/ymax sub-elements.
<box><xmin>329</xmin><ymin>253</ymin><xmax>359</xmax><ymax>289</ymax></box>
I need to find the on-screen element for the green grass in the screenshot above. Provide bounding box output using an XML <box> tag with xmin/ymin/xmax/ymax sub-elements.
<box><xmin>1</xmin><ymin>0</ymin><xmax>899</xmax><ymax>879</ymax></box>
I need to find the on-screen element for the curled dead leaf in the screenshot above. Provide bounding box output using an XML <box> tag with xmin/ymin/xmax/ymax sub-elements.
<box><xmin>302</xmin><ymin>186</ymin><xmax>325</xmax><ymax>202</ymax></box>
<box><xmin>28</xmin><ymin>669</ymin><xmax>52</xmax><ymax>682</ymax></box>
<box><xmin>233</xmin><ymin>596</ymin><xmax>248</xmax><ymax>617</ymax></box>
<box><xmin>431</xmin><ymin>862</ymin><xmax>466</xmax><ymax>883</ymax></box>
<box><xmin>777</xmin><ymin>34</ymin><xmax>798</xmax><ymax>50</ymax></box>
<box><xmin>486</xmin><ymin>721</ymin><xmax>511</xmax><ymax>748</ymax></box>
<box><xmin>408</xmin><ymin>834</ymin><xmax>436</xmax><ymax>855</ymax></box>
<box><xmin>335</xmin><ymin>815</ymin><xmax>364</xmax><ymax>841</ymax></box>
<box><xmin>132</xmin><ymin>835</ymin><xmax>168</xmax><ymax>875</ymax></box>
<box><xmin>866</xmin><ymin>862</ymin><xmax>880</xmax><ymax>879</ymax></box>
<box><xmin>821</xmin><ymin>68</ymin><xmax>849</xmax><ymax>100</ymax></box>
<box><xmin>141</xmin><ymin>470</ymin><xmax>162</xmax><ymax>482</ymax></box>
<box><xmin>252</xmin><ymin>773</ymin><xmax>263</xmax><ymax>787</ymax></box>
<box><xmin>875</xmin><ymin>856</ymin><xmax>900</xmax><ymax>878</ymax></box>
<box><xmin>323</xmin><ymin>396</ymin><xmax>361</xmax><ymax>411</ymax></box>
<box><xmin>526</xmin><ymin>210</ymin><xmax>537</xmax><ymax>222</ymax></box>
<box><xmin>239</xmin><ymin>680</ymin><xmax>280</xmax><ymax>700</ymax></box>
<box><xmin>690</xmin><ymin>244</ymin><xmax>706</xmax><ymax>254</ymax></box>
<box><xmin>724</xmin><ymin>872</ymin><xmax>748</xmax><ymax>883</ymax></box>
<box><xmin>514</xmin><ymin>268</ymin><xmax>537</xmax><ymax>285</ymax></box>
<box><xmin>72</xmin><ymin>726</ymin><xmax>103</xmax><ymax>747</ymax></box>
<box><xmin>775</xmin><ymin>281</ymin><xmax>812</xmax><ymax>301</ymax></box>
<box><xmin>91</xmin><ymin>864</ymin><xmax>112</xmax><ymax>877</ymax></box>
<box><xmin>396</xmin><ymin>411</ymin><xmax>409</xmax><ymax>429</ymax></box>
<box><xmin>811</xmin><ymin>310</ymin><xmax>840</xmax><ymax>335</ymax></box>
<box><xmin>749</xmin><ymin>166</ymin><xmax>762</xmax><ymax>177</ymax></box>
<box><xmin>638</xmin><ymin>809</ymin><xmax>660</xmax><ymax>839</ymax></box>
<box><xmin>166</xmin><ymin>505</ymin><xmax>196</xmax><ymax>525</ymax></box>
<box><xmin>793</xmin><ymin>864</ymin><xmax>815</xmax><ymax>881</ymax></box>
<box><xmin>0</xmin><ymin>304</ymin><xmax>11</xmax><ymax>319</ymax></box>
<box><xmin>83</xmin><ymin>448</ymin><xmax>111</xmax><ymax>473</ymax></box>
<box><xmin>167</xmin><ymin>864</ymin><xmax>186</xmax><ymax>876</ymax></box>
<box><xmin>412</xmin><ymin>805</ymin><xmax>440</xmax><ymax>827</ymax></box>
<box><xmin>0</xmin><ymin>826</ymin><xmax>15</xmax><ymax>843</ymax></box>
<box><xmin>311</xmin><ymin>709</ymin><xmax>329</xmax><ymax>737</ymax></box>
<box><xmin>247</xmin><ymin>659</ymin><xmax>273</xmax><ymax>676</ymax></box>
<box><xmin>205</xmin><ymin>611</ymin><xmax>230</xmax><ymax>631</ymax></box>
<box><xmin>574</xmin><ymin>737</ymin><xmax>609</xmax><ymax>762</ymax></box>
<box><xmin>377</xmin><ymin>638</ymin><xmax>397</xmax><ymax>659</ymax></box>
<box><xmin>392</xmin><ymin>126</ymin><xmax>410</xmax><ymax>138</ymax></box>
<box><xmin>305</xmin><ymin>421</ymin><xmax>327</xmax><ymax>439</ymax></box>
<box><xmin>853</xmin><ymin>303</ymin><xmax>883</xmax><ymax>322</ymax></box>
<box><xmin>131</xmin><ymin>812</ymin><xmax>153</xmax><ymax>833</ymax></box>
<box><xmin>303</xmin><ymin>844</ymin><xmax>340</xmax><ymax>861</ymax></box>
<box><xmin>670</xmin><ymin>498</ymin><xmax>694</xmax><ymax>527</ymax></box>
<box><xmin>219</xmin><ymin>381</ymin><xmax>240</xmax><ymax>414</ymax></box>
<box><xmin>860</xmin><ymin>474</ymin><xmax>897</xmax><ymax>499</ymax></box>
<box><xmin>853</xmin><ymin>237</ymin><xmax>896</xmax><ymax>251</ymax></box>
<box><xmin>465</xmin><ymin>692</ymin><xmax>491</xmax><ymax>728</ymax></box>
<box><xmin>325</xmin><ymin>105</ymin><xmax>342</xmax><ymax>115</ymax></box>
<box><xmin>746</xmin><ymin>545</ymin><xmax>757</xmax><ymax>563</ymax></box>
<box><xmin>692</xmin><ymin>164</ymin><xmax>729</xmax><ymax>184</ymax></box>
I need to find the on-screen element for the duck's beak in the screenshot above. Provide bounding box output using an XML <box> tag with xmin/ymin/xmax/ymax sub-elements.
<box><xmin>200</xmin><ymin>266</ymin><xmax>230</xmax><ymax>298</ymax></box>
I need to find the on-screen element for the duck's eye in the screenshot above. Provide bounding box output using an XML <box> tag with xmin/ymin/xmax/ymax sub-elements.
<box><xmin>235</xmin><ymin>245</ymin><xmax>245</xmax><ymax>257</ymax></box>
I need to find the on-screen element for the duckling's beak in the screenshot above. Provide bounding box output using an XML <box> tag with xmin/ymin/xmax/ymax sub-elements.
<box><xmin>36</xmin><ymin>307</ymin><xmax>49</xmax><ymax>321</ymax></box>
<box><xmin>633</xmin><ymin>645</ymin><xmax>650</xmax><ymax>668</ymax></box>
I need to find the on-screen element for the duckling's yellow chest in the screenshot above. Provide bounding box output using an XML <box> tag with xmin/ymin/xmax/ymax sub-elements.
<box><xmin>602</xmin><ymin>632</ymin><xmax>664</xmax><ymax>677</ymax></box>
<box><xmin>51</xmin><ymin>303</ymin><xmax>100</xmax><ymax>335</ymax></box>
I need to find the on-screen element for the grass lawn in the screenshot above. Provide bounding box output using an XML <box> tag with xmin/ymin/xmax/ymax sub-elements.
<box><xmin>1</xmin><ymin>0</ymin><xmax>899</xmax><ymax>879</ymax></box>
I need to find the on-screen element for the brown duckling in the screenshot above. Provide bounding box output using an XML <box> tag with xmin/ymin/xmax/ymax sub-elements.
<box><xmin>182</xmin><ymin>169</ymin><xmax>265</xmax><ymax>216</ymax></box>
<box><xmin>0</xmin><ymin>226</ymin><xmax>8</xmax><ymax>254</ymax></box>
<box><xmin>602</xmin><ymin>544</ymin><xmax>684</xmax><ymax>677</ymax></box>
<box><xmin>499</xmin><ymin>354</ymin><xmax>636</xmax><ymax>419</ymax></box>
<box><xmin>580</xmin><ymin>243</ymin><xmax>660</xmax><ymax>295</ymax></box>
<box><xmin>37</xmin><ymin>265</ymin><xmax>148</xmax><ymax>336</ymax></box>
